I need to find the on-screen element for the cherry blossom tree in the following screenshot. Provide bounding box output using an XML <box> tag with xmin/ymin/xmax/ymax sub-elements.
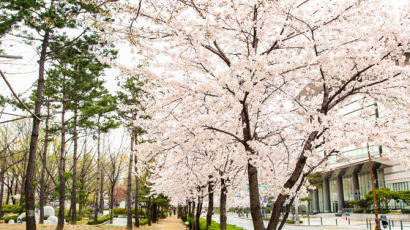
<box><xmin>92</xmin><ymin>0</ymin><xmax>409</xmax><ymax>229</ymax></box>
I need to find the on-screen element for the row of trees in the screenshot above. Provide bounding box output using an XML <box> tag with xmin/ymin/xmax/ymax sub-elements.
<box><xmin>93</xmin><ymin>1</ymin><xmax>409</xmax><ymax>230</ymax></box>
<box><xmin>0</xmin><ymin>1</ymin><xmax>161</xmax><ymax>230</ymax></box>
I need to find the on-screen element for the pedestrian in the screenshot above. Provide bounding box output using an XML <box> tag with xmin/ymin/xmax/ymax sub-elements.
<box><xmin>173</xmin><ymin>208</ymin><xmax>176</xmax><ymax>215</ymax></box>
<box><xmin>380</xmin><ymin>214</ymin><xmax>388</xmax><ymax>229</ymax></box>
<box><xmin>169</xmin><ymin>208</ymin><xmax>173</xmax><ymax>216</ymax></box>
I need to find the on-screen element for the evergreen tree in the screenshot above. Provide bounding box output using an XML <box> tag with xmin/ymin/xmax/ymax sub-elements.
<box><xmin>117</xmin><ymin>75</ymin><xmax>150</xmax><ymax>229</ymax></box>
<box><xmin>43</xmin><ymin>33</ymin><xmax>116</xmax><ymax>225</ymax></box>
<box><xmin>0</xmin><ymin>1</ymin><xmax>111</xmax><ymax>228</ymax></box>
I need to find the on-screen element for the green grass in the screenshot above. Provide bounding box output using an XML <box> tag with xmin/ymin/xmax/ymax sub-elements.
<box><xmin>198</xmin><ymin>217</ymin><xmax>245</xmax><ymax>230</ymax></box>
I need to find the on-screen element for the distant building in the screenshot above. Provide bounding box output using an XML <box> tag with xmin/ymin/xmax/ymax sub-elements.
<box><xmin>308</xmin><ymin>52</ymin><xmax>410</xmax><ymax>214</ymax></box>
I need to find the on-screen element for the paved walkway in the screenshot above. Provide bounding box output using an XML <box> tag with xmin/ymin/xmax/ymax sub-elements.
<box><xmin>138</xmin><ymin>215</ymin><xmax>185</xmax><ymax>230</ymax></box>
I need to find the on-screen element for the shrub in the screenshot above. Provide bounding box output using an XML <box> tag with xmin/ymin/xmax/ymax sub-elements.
<box><xmin>401</xmin><ymin>209</ymin><xmax>410</xmax><ymax>214</ymax></box>
<box><xmin>140</xmin><ymin>218</ymin><xmax>148</xmax><ymax>225</ymax></box>
<box><xmin>4</xmin><ymin>215</ymin><xmax>18</xmax><ymax>223</ymax></box>
<box><xmin>113</xmin><ymin>208</ymin><xmax>127</xmax><ymax>215</ymax></box>
<box><xmin>64</xmin><ymin>216</ymin><xmax>82</xmax><ymax>223</ymax></box>
<box><xmin>113</xmin><ymin>207</ymin><xmax>146</xmax><ymax>216</ymax></box>
<box><xmin>2</xmin><ymin>204</ymin><xmax>24</xmax><ymax>214</ymax></box>
<box><xmin>198</xmin><ymin>217</ymin><xmax>245</xmax><ymax>230</ymax></box>
<box><xmin>87</xmin><ymin>214</ymin><xmax>111</xmax><ymax>225</ymax></box>
<box><xmin>286</xmin><ymin>220</ymin><xmax>303</xmax><ymax>224</ymax></box>
<box><xmin>163</xmin><ymin>212</ymin><xmax>168</xmax><ymax>218</ymax></box>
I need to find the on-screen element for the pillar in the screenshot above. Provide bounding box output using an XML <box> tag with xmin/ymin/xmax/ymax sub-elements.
<box><xmin>337</xmin><ymin>169</ymin><xmax>346</xmax><ymax>214</ymax></box>
<box><xmin>372</xmin><ymin>163</ymin><xmax>380</xmax><ymax>189</ymax></box>
<box><xmin>337</xmin><ymin>176</ymin><xmax>344</xmax><ymax>214</ymax></box>
<box><xmin>313</xmin><ymin>188</ymin><xmax>319</xmax><ymax>214</ymax></box>
<box><xmin>323</xmin><ymin>174</ymin><xmax>331</xmax><ymax>213</ymax></box>
<box><xmin>352</xmin><ymin>165</ymin><xmax>361</xmax><ymax>210</ymax></box>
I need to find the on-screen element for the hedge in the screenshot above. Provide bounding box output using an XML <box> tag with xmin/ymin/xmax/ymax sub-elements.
<box><xmin>87</xmin><ymin>215</ymin><xmax>111</xmax><ymax>225</ymax></box>
<box><xmin>113</xmin><ymin>207</ymin><xmax>146</xmax><ymax>215</ymax></box>
<box><xmin>1</xmin><ymin>204</ymin><xmax>24</xmax><ymax>214</ymax></box>
<box><xmin>198</xmin><ymin>218</ymin><xmax>245</xmax><ymax>230</ymax></box>
<box><xmin>3</xmin><ymin>215</ymin><xmax>18</xmax><ymax>223</ymax></box>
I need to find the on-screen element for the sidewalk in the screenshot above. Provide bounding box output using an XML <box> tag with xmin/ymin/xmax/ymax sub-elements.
<box><xmin>139</xmin><ymin>215</ymin><xmax>186</xmax><ymax>230</ymax></box>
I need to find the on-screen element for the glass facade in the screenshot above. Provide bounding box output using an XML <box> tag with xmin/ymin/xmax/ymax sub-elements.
<box><xmin>386</xmin><ymin>181</ymin><xmax>410</xmax><ymax>209</ymax></box>
<box><xmin>329</xmin><ymin>178</ymin><xmax>338</xmax><ymax>212</ymax></box>
<box><xmin>342</xmin><ymin>176</ymin><xmax>353</xmax><ymax>201</ymax></box>
<box><xmin>358</xmin><ymin>172</ymin><xmax>372</xmax><ymax>199</ymax></box>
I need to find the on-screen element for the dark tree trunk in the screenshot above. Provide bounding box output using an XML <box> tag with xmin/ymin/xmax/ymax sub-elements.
<box><xmin>56</xmin><ymin>97</ymin><xmax>67</xmax><ymax>230</ymax></box>
<box><xmin>94</xmin><ymin>130</ymin><xmax>101</xmax><ymax>224</ymax></box>
<box><xmin>195</xmin><ymin>198</ymin><xmax>202</xmax><ymax>230</ymax></box>
<box><xmin>178</xmin><ymin>204</ymin><xmax>182</xmax><ymax>218</ymax></box>
<box><xmin>152</xmin><ymin>202</ymin><xmax>157</xmax><ymax>223</ymax></box>
<box><xmin>0</xmin><ymin>154</ymin><xmax>5</xmax><ymax>218</ymax></box>
<box><xmin>266</xmin><ymin>131</ymin><xmax>318</xmax><ymax>230</ymax></box>
<box><xmin>110</xmin><ymin>185</ymin><xmax>114</xmax><ymax>224</ymax></box>
<box><xmin>126</xmin><ymin>130</ymin><xmax>134</xmax><ymax>229</ymax></box>
<box><xmin>99</xmin><ymin>171</ymin><xmax>104</xmax><ymax>214</ymax></box>
<box><xmin>71</xmin><ymin>107</ymin><xmax>78</xmax><ymax>224</ymax></box>
<box><xmin>220</xmin><ymin>179</ymin><xmax>227</xmax><ymax>230</ymax></box>
<box><xmin>147</xmin><ymin>196</ymin><xmax>152</xmax><ymax>226</ymax></box>
<box><xmin>39</xmin><ymin>103</ymin><xmax>50</xmax><ymax>224</ymax></box>
<box><xmin>134</xmin><ymin>145</ymin><xmax>139</xmax><ymax>227</ymax></box>
<box><xmin>6</xmin><ymin>177</ymin><xmax>11</xmax><ymax>204</ymax></box>
<box><xmin>25</xmin><ymin>30</ymin><xmax>49</xmax><ymax>230</ymax></box>
<box><xmin>206</xmin><ymin>180</ymin><xmax>214</xmax><ymax>229</ymax></box>
<box><xmin>247</xmin><ymin>163</ymin><xmax>265</xmax><ymax>230</ymax></box>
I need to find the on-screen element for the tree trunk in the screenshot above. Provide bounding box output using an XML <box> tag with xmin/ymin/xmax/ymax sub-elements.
<box><xmin>6</xmin><ymin>177</ymin><xmax>11</xmax><ymax>204</ymax></box>
<box><xmin>71</xmin><ymin>107</ymin><xmax>78</xmax><ymax>224</ymax></box>
<box><xmin>56</xmin><ymin>97</ymin><xmax>67</xmax><ymax>230</ymax></box>
<box><xmin>266</xmin><ymin>131</ymin><xmax>318</xmax><ymax>230</ymax></box>
<box><xmin>25</xmin><ymin>30</ymin><xmax>49</xmax><ymax>230</ymax></box>
<box><xmin>126</xmin><ymin>130</ymin><xmax>134</xmax><ymax>229</ymax></box>
<box><xmin>220</xmin><ymin>179</ymin><xmax>227</xmax><ymax>230</ymax></box>
<box><xmin>94</xmin><ymin>129</ymin><xmax>101</xmax><ymax>224</ymax></box>
<box><xmin>110</xmin><ymin>185</ymin><xmax>114</xmax><ymax>224</ymax></box>
<box><xmin>39</xmin><ymin>102</ymin><xmax>50</xmax><ymax>224</ymax></box>
<box><xmin>247</xmin><ymin>163</ymin><xmax>265</xmax><ymax>230</ymax></box>
<box><xmin>134</xmin><ymin>140</ymin><xmax>139</xmax><ymax>227</ymax></box>
<box><xmin>195</xmin><ymin>198</ymin><xmax>202</xmax><ymax>230</ymax></box>
<box><xmin>99</xmin><ymin>171</ymin><xmax>104</xmax><ymax>214</ymax></box>
<box><xmin>0</xmin><ymin>153</ymin><xmax>5</xmax><ymax>218</ymax></box>
<box><xmin>147</xmin><ymin>196</ymin><xmax>152</xmax><ymax>226</ymax></box>
<box><xmin>206</xmin><ymin>180</ymin><xmax>214</xmax><ymax>229</ymax></box>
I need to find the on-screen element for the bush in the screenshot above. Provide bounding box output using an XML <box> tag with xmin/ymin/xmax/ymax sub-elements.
<box><xmin>4</xmin><ymin>215</ymin><xmax>18</xmax><ymax>223</ymax></box>
<box><xmin>163</xmin><ymin>212</ymin><xmax>168</xmax><ymax>218</ymax></box>
<box><xmin>82</xmin><ymin>209</ymin><xmax>92</xmax><ymax>215</ymax></box>
<box><xmin>65</xmin><ymin>216</ymin><xmax>82</xmax><ymax>223</ymax></box>
<box><xmin>2</xmin><ymin>204</ymin><xmax>24</xmax><ymax>214</ymax></box>
<box><xmin>87</xmin><ymin>215</ymin><xmax>111</xmax><ymax>225</ymax></box>
<box><xmin>113</xmin><ymin>207</ymin><xmax>146</xmax><ymax>216</ymax></box>
<box><xmin>286</xmin><ymin>220</ymin><xmax>303</xmax><ymax>224</ymax></box>
<box><xmin>198</xmin><ymin>217</ymin><xmax>245</xmax><ymax>230</ymax></box>
<box><xmin>113</xmin><ymin>208</ymin><xmax>127</xmax><ymax>215</ymax></box>
<box><xmin>401</xmin><ymin>209</ymin><xmax>410</xmax><ymax>214</ymax></box>
<box><xmin>140</xmin><ymin>218</ymin><xmax>148</xmax><ymax>225</ymax></box>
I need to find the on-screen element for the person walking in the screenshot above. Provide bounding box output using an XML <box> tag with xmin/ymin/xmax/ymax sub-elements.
<box><xmin>169</xmin><ymin>208</ymin><xmax>173</xmax><ymax>216</ymax></box>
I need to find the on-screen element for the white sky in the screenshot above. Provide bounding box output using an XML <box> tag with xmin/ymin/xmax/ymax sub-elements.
<box><xmin>0</xmin><ymin>34</ymin><xmax>136</xmax><ymax>149</ymax></box>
